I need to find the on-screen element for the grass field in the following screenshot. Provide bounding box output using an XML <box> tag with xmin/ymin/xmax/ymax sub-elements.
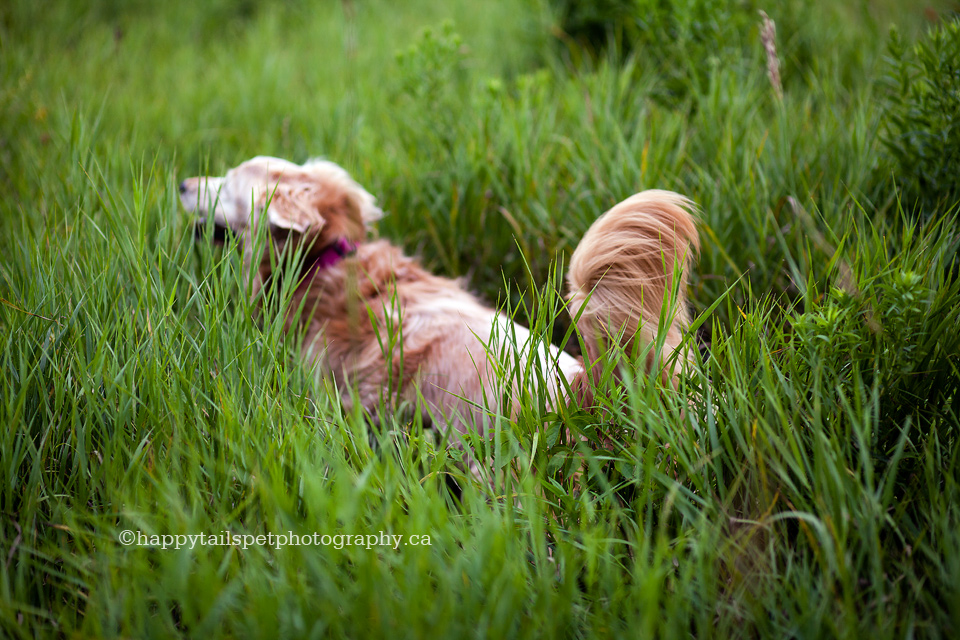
<box><xmin>2</xmin><ymin>0</ymin><xmax>960</xmax><ymax>637</ymax></box>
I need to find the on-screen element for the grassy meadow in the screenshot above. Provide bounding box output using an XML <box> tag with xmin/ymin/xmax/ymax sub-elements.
<box><xmin>2</xmin><ymin>0</ymin><xmax>960</xmax><ymax>637</ymax></box>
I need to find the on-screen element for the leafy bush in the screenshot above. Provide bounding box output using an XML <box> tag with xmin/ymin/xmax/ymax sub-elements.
<box><xmin>547</xmin><ymin>0</ymin><xmax>789</xmax><ymax>103</ymax></box>
<box><xmin>789</xmin><ymin>224</ymin><xmax>960</xmax><ymax>483</ymax></box>
<box><xmin>880</xmin><ymin>19</ymin><xmax>960</xmax><ymax>216</ymax></box>
<box><xmin>395</xmin><ymin>21</ymin><xmax>466</xmax><ymax>108</ymax></box>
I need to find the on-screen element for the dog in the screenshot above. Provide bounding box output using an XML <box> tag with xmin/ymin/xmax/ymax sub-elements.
<box><xmin>180</xmin><ymin>156</ymin><xmax>699</xmax><ymax>439</ymax></box>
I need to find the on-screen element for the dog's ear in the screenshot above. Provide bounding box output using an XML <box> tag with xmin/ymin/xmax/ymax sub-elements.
<box><xmin>261</xmin><ymin>180</ymin><xmax>378</xmax><ymax>246</ymax></box>
<box><xmin>297</xmin><ymin>160</ymin><xmax>383</xmax><ymax>237</ymax></box>
<box><xmin>261</xmin><ymin>184</ymin><xmax>325</xmax><ymax>236</ymax></box>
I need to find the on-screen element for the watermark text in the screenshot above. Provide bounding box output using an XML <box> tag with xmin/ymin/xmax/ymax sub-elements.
<box><xmin>118</xmin><ymin>530</ymin><xmax>431</xmax><ymax>551</ymax></box>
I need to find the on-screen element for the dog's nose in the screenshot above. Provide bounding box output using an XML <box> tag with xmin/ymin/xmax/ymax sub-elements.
<box><xmin>179</xmin><ymin>181</ymin><xmax>187</xmax><ymax>194</ymax></box>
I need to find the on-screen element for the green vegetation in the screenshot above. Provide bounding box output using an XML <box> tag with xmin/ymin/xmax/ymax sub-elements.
<box><xmin>2</xmin><ymin>0</ymin><xmax>959</xmax><ymax>637</ymax></box>
<box><xmin>881</xmin><ymin>18</ymin><xmax>960</xmax><ymax>214</ymax></box>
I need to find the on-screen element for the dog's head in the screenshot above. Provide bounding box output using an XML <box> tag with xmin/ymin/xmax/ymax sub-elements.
<box><xmin>180</xmin><ymin>156</ymin><xmax>381</xmax><ymax>293</ymax></box>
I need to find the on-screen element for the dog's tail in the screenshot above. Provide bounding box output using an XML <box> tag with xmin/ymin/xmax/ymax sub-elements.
<box><xmin>567</xmin><ymin>190</ymin><xmax>700</xmax><ymax>387</ymax></box>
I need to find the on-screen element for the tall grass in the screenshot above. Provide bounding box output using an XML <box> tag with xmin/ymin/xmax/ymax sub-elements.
<box><xmin>2</xmin><ymin>0</ymin><xmax>959</xmax><ymax>637</ymax></box>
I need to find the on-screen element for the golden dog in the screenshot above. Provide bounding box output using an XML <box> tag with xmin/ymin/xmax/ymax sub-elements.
<box><xmin>180</xmin><ymin>156</ymin><xmax>698</xmax><ymax>437</ymax></box>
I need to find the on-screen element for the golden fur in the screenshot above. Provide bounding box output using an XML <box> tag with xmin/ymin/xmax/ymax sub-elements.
<box><xmin>180</xmin><ymin>156</ymin><xmax>699</xmax><ymax>437</ymax></box>
<box><xmin>568</xmin><ymin>190</ymin><xmax>701</xmax><ymax>387</ymax></box>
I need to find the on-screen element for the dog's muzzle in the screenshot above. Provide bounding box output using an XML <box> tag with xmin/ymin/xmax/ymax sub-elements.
<box><xmin>194</xmin><ymin>220</ymin><xmax>233</xmax><ymax>244</ymax></box>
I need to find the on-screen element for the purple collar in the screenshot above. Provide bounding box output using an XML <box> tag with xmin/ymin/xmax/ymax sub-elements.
<box><xmin>302</xmin><ymin>237</ymin><xmax>357</xmax><ymax>280</ymax></box>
